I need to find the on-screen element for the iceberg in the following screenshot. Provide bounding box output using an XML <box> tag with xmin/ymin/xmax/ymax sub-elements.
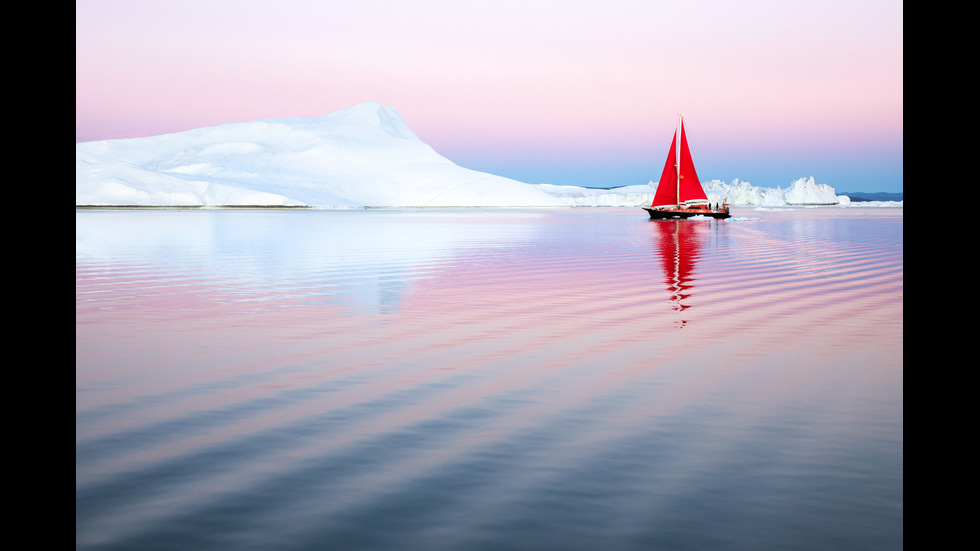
<box><xmin>702</xmin><ymin>177</ymin><xmax>842</xmax><ymax>207</ymax></box>
<box><xmin>76</xmin><ymin>102</ymin><xmax>895</xmax><ymax>208</ymax></box>
<box><xmin>76</xmin><ymin>102</ymin><xmax>568</xmax><ymax>208</ymax></box>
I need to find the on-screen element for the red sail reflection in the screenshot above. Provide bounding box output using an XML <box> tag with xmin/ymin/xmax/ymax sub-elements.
<box><xmin>652</xmin><ymin>219</ymin><xmax>703</xmax><ymax>325</ymax></box>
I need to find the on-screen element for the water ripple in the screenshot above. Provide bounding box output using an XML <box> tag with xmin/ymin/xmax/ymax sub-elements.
<box><xmin>77</xmin><ymin>208</ymin><xmax>902</xmax><ymax>550</ymax></box>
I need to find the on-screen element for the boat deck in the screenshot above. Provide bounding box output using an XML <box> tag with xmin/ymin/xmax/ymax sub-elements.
<box><xmin>643</xmin><ymin>206</ymin><xmax>730</xmax><ymax>219</ymax></box>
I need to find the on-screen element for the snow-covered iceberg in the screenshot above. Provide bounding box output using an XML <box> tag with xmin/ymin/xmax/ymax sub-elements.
<box><xmin>76</xmin><ymin>101</ymin><xmax>566</xmax><ymax>208</ymax></box>
<box><xmin>700</xmin><ymin>177</ymin><xmax>842</xmax><ymax>207</ymax></box>
<box><xmin>76</xmin><ymin>101</ymin><xmax>890</xmax><ymax>208</ymax></box>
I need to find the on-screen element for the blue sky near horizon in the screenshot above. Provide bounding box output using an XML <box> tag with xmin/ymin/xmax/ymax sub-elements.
<box><xmin>76</xmin><ymin>0</ymin><xmax>903</xmax><ymax>193</ymax></box>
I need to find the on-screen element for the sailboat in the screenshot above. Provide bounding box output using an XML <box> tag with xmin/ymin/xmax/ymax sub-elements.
<box><xmin>643</xmin><ymin>116</ymin><xmax>730</xmax><ymax>219</ymax></box>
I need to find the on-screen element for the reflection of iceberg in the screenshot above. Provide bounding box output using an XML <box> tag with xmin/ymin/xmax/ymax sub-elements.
<box><xmin>75</xmin><ymin>209</ymin><xmax>547</xmax><ymax>313</ymax></box>
<box><xmin>652</xmin><ymin>219</ymin><xmax>703</xmax><ymax>325</ymax></box>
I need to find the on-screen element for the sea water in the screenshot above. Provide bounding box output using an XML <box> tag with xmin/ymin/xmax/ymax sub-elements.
<box><xmin>76</xmin><ymin>207</ymin><xmax>903</xmax><ymax>550</ymax></box>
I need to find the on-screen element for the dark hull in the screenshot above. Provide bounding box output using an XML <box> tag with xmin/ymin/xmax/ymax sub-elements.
<box><xmin>643</xmin><ymin>207</ymin><xmax>731</xmax><ymax>220</ymax></box>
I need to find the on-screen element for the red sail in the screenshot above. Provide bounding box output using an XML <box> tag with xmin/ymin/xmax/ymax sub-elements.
<box><xmin>650</xmin><ymin>119</ymin><xmax>708</xmax><ymax>207</ymax></box>
<box><xmin>650</xmin><ymin>130</ymin><xmax>679</xmax><ymax>208</ymax></box>
<box><xmin>677</xmin><ymin>122</ymin><xmax>707</xmax><ymax>203</ymax></box>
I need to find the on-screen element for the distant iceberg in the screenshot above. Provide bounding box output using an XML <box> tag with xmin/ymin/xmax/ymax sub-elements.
<box><xmin>702</xmin><ymin>177</ymin><xmax>842</xmax><ymax>207</ymax></box>
<box><xmin>76</xmin><ymin>102</ymin><xmax>895</xmax><ymax>208</ymax></box>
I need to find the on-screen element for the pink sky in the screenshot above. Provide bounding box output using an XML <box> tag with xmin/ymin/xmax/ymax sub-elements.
<box><xmin>76</xmin><ymin>0</ymin><xmax>903</xmax><ymax>192</ymax></box>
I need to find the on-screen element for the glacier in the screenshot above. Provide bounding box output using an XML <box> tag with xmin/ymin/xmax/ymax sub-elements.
<box><xmin>75</xmin><ymin>101</ymin><xmax>898</xmax><ymax>209</ymax></box>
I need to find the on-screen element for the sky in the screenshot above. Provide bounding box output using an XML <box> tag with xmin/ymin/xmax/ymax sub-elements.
<box><xmin>76</xmin><ymin>0</ymin><xmax>903</xmax><ymax>193</ymax></box>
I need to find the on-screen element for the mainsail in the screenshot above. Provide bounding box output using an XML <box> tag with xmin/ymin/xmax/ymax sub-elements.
<box><xmin>650</xmin><ymin>118</ymin><xmax>708</xmax><ymax>208</ymax></box>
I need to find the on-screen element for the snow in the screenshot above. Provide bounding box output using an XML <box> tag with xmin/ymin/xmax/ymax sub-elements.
<box><xmin>76</xmin><ymin>101</ymin><xmax>900</xmax><ymax>209</ymax></box>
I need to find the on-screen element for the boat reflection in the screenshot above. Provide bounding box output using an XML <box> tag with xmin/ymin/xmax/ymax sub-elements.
<box><xmin>651</xmin><ymin>219</ymin><xmax>703</xmax><ymax>326</ymax></box>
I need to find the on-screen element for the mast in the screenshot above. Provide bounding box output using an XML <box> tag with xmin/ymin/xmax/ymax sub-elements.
<box><xmin>676</xmin><ymin>115</ymin><xmax>682</xmax><ymax>207</ymax></box>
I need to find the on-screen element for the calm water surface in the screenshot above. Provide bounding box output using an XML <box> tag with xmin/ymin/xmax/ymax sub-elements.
<box><xmin>76</xmin><ymin>207</ymin><xmax>903</xmax><ymax>550</ymax></box>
